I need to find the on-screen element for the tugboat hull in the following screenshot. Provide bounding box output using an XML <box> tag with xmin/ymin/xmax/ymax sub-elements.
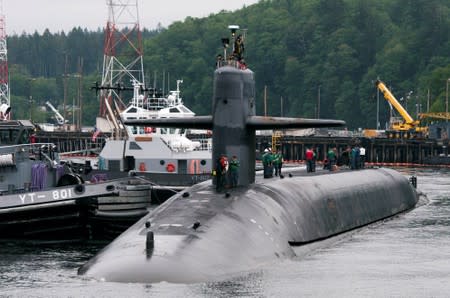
<box><xmin>0</xmin><ymin>178</ymin><xmax>153</xmax><ymax>242</ymax></box>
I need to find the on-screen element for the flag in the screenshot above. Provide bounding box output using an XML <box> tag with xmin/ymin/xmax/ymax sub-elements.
<box><xmin>92</xmin><ymin>127</ymin><xmax>101</xmax><ymax>141</ymax></box>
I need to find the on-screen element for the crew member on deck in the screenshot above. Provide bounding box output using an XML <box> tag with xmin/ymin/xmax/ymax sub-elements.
<box><xmin>233</xmin><ymin>34</ymin><xmax>244</xmax><ymax>61</ymax></box>
<box><xmin>262</xmin><ymin>148</ymin><xmax>272</xmax><ymax>178</ymax></box>
<box><xmin>215</xmin><ymin>154</ymin><xmax>229</xmax><ymax>192</ymax></box>
<box><xmin>216</xmin><ymin>54</ymin><xmax>224</xmax><ymax>68</ymax></box>
<box><xmin>327</xmin><ymin>147</ymin><xmax>337</xmax><ymax>171</ymax></box>
<box><xmin>274</xmin><ymin>150</ymin><xmax>283</xmax><ymax>176</ymax></box>
<box><xmin>360</xmin><ymin>146</ymin><xmax>366</xmax><ymax>168</ymax></box>
<box><xmin>306</xmin><ymin>148</ymin><xmax>314</xmax><ymax>173</ymax></box>
<box><xmin>229</xmin><ymin>155</ymin><xmax>240</xmax><ymax>187</ymax></box>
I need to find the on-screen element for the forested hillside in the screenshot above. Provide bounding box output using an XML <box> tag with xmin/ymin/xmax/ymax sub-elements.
<box><xmin>7</xmin><ymin>0</ymin><xmax>450</xmax><ymax>129</ymax></box>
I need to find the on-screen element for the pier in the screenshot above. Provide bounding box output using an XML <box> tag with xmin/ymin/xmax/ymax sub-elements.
<box><xmin>36</xmin><ymin>130</ymin><xmax>448</xmax><ymax>166</ymax></box>
<box><xmin>256</xmin><ymin>134</ymin><xmax>447</xmax><ymax>166</ymax></box>
<box><xmin>35</xmin><ymin>130</ymin><xmax>105</xmax><ymax>155</ymax></box>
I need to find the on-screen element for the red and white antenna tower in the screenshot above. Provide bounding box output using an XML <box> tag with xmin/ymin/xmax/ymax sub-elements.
<box><xmin>0</xmin><ymin>2</ymin><xmax>10</xmax><ymax>120</ymax></box>
<box><xmin>97</xmin><ymin>0</ymin><xmax>144</xmax><ymax>130</ymax></box>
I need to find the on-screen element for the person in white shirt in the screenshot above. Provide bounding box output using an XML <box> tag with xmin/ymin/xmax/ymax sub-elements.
<box><xmin>360</xmin><ymin>146</ymin><xmax>366</xmax><ymax>168</ymax></box>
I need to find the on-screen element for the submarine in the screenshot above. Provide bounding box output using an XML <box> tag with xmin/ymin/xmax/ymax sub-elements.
<box><xmin>78</xmin><ymin>26</ymin><xmax>418</xmax><ymax>283</ymax></box>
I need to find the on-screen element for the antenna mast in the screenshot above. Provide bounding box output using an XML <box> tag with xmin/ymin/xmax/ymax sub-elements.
<box><xmin>0</xmin><ymin>2</ymin><xmax>10</xmax><ymax>120</ymax></box>
<box><xmin>98</xmin><ymin>0</ymin><xmax>144</xmax><ymax>130</ymax></box>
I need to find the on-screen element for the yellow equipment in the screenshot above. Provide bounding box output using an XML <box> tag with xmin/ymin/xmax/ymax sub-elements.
<box><xmin>271</xmin><ymin>131</ymin><xmax>282</xmax><ymax>152</ymax></box>
<box><xmin>363</xmin><ymin>129</ymin><xmax>385</xmax><ymax>138</ymax></box>
<box><xmin>375</xmin><ymin>80</ymin><xmax>428</xmax><ymax>138</ymax></box>
<box><xmin>419</xmin><ymin>112</ymin><xmax>450</xmax><ymax>121</ymax></box>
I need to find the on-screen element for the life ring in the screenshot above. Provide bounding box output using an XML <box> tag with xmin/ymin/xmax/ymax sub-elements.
<box><xmin>166</xmin><ymin>163</ymin><xmax>175</xmax><ymax>173</ymax></box>
<box><xmin>139</xmin><ymin>162</ymin><xmax>146</xmax><ymax>171</ymax></box>
<box><xmin>144</xmin><ymin>127</ymin><xmax>153</xmax><ymax>134</ymax></box>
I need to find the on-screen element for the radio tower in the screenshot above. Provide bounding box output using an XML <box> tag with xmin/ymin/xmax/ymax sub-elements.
<box><xmin>0</xmin><ymin>2</ymin><xmax>10</xmax><ymax>120</ymax></box>
<box><xmin>97</xmin><ymin>0</ymin><xmax>144</xmax><ymax>133</ymax></box>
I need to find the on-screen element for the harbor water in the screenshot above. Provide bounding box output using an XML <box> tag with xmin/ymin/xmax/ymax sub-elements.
<box><xmin>1</xmin><ymin>167</ymin><xmax>449</xmax><ymax>297</ymax></box>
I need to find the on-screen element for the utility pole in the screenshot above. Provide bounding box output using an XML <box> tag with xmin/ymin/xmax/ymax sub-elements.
<box><xmin>77</xmin><ymin>57</ymin><xmax>83</xmax><ymax>130</ymax></box>
<box><xmin>446</xmin><ymin>78</ymin><xmax>450</xmax><ymax>122</ymax></box>
<box><xmin>376</xmin><ymin>77</ymin><xmax>380</xmax><ymax>130</ymax></box>
<box><xmin>264</xmin><ymin>85</ymin><xmax>267</xmax><ymax>117</ymax></box>
<box><xmin>317</xmin><ymin>85</ymin><xmax>321</xmax><ymax>119</ymax></box>
<box><xmin>280</xmin><ymin>96</ymin><xmax>283</xmax><ymax>117</ymax></box>
<box><xmin>63</xmin><ymin>54</ymin><xmax>68</xmax><ymax>127</ymax></box>
<box><xmin>29</xmin><ymin>95</ymin><xmax>32</xmax><ymax>121</ymax></box>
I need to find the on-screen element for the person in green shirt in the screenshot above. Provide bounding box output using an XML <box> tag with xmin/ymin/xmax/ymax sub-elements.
<box><xmin>262</xmin><ymin>148</ymin><xmax>273</xmax><ymax>178</ymax></box>
<box><xmin>273</xmin><ymin>150</ymin><xmax>283</xmax><ymax>176</ymax></box>
<box><xmin>327</xmin><ymin>147</ymin><xmax>337</xmax><ymax>171</ymax></box>
<box><xmin>229</xmin><ymin>155</ymin><xmax>240</xmax><ymax>187</ymax></box>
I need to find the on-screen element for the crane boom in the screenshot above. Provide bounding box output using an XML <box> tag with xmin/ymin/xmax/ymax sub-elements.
<box><xmin>375</xmin><ymin>80</ymin><xmax>416</xmax><ymax>125</ymax></box>
<box><xmin>419</xmin><ymin>112</ymin><xmax>450</xmax><ymax>121</ymax></box>
<box><xmin>45</xmin><ymin>101</ymin><xmax>66</xmax><ymax>125</ymax></box>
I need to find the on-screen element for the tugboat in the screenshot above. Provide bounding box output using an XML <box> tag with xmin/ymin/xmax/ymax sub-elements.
<box><xmin>0</xmin><ymin>119</ymin><xmax>153</xmax><ymax>242</ymax></box>
<box><xmin>81</xmin><ymin>80</ymin><xmax>212</xmax><ymax>203</ymax></box>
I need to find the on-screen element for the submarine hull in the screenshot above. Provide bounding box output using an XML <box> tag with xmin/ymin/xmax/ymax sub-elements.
<box><xmin>79</xmin><ymin>168</ymin><xmax>418</xmax><ymax>283</ymax></box>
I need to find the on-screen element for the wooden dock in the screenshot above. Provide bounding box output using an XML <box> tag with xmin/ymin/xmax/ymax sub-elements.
<box><xmin>257</xmin><ymin>135</ymin><xmax>448</xmax><ymax>166</ymax></box>
<box><xmin>36</xmin><ymin>130</ymin><xmax>449</xmax><ymax>166</ymax></box>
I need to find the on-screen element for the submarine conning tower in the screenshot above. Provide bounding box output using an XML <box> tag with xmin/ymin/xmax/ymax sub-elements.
<box><xmin>210</xmin><ymin>25</ymin><xmax>344</xmax><ymax>187</ymax></box>
<box><xmin>212</xmin><ymin>65</ymin><xmax>256</xmax><ymax>186</ymax></box>
<box><xmin>120</xmin><ymin>25</ymin><xmax>345</xmax><ymax>187</ymax></box>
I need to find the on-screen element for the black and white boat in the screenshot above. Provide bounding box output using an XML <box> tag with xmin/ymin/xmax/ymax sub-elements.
<box><xmin>79</xmin><ymin>80</ymin><xmax>212</xmax><ymax>202</ymax></box>
<box><xmin>0</xmin><ymin>119</ymin><xmax>153</xmax><ymax>242</ymax></box>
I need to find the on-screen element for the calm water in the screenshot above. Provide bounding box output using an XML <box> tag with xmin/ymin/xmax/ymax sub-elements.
<box><xmin>1</xmin><ymin>168</ymin><xmax>449</xmax><ymax>297</ymax></box>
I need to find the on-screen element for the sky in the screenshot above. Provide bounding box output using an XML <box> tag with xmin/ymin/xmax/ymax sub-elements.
<box><xmin>2</xmin><ymin>0</ymin><xmax>259</xmax><ymax>35</ymax></box>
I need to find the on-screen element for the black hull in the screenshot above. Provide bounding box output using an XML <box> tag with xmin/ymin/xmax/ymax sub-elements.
<box><xmin>0</xmin><ymin>199</ymin><xmax>149</xmax><ymax>242</ymax></box>
<box><xmin>0</xmin><ymin>179</ymin><xmax>153</xmax><ymax>242</ymax></box>
<box><xmin>0</xmin><ymin>201</ymin><xmax>87</xmax><ymax>241</ymax></box>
